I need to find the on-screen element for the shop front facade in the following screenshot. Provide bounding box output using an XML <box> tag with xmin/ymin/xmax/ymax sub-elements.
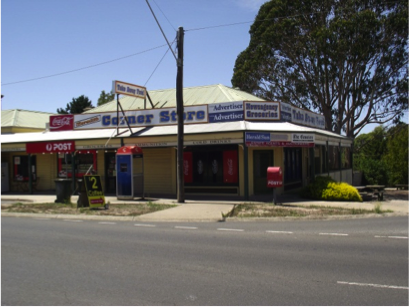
<box><xmin>1</xmin><ymin>99</ymin><xmax>353</xmax><ymax>199</ymax></box>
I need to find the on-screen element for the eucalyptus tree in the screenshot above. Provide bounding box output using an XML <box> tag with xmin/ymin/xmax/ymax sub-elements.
<box><xmin>232</xmin><ymin>0</ymin><xmax>408</xmax><ymax>137</ymax></box>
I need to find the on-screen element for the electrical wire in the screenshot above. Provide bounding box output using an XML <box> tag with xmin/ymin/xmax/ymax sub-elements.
<box><xmin>144</xmin><ymin>37</ymin><xmax>176</xmax><ymax>87</ymax></box>
<box><xmin>145</xmin><ymin>0</ymin><xmax>177</xmax><ymax>61</ymax></box>
<box><xmin>126</xmin><ymin>37</ymin><xmax>176</xmax><ymax>111</ymax></box>
<box><xmin>1</xmin><ymin>44</ymin><xmax>167</xmax><ymax>86</ymax></box>
<box><xmin>152</xmin><ymin>0</ymin><xmax>176</xmax><ymax>32</ymax></box>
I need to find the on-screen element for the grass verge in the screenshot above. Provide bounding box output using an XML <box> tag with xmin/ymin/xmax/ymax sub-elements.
<box><xmin>1</xmin><ymin>201</ymin><xmax>176</xmax><ymax>216</ymax></box>
<box><xmin>224</xmin><ymin>203</ymin><xmax>393</xmax><ymax>218</ymax></box>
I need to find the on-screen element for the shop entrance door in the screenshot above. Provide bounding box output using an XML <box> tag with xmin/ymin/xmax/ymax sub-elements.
<box><xmin>284</xmin><ymin>148</ymin><xmax>302</xmax><ymax>190</ymax></box>
<box><xmin>105</xmin><ymin>152</ymin><xmax>116</xmax><ymax>194</ymax></box>
<box><xmin>253</xmin><ymin>150</ymin><xmax>274</xmax><ymax>194</ymax></box>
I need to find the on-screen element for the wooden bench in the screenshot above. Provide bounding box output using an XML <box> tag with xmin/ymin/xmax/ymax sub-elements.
<box><xmin>395</xmin><ymin>184</ymin><xmax>408</xmax><ymax>190</ymax></box>
<box><xmin>365</xmin><ymin>185</ymin><xmax>385</xmax><ymax>201</ymax></box>
<box><xmin>355</xmin><ymin>185</ymin><xmax>385</xmax><ymax>201</ymax></box>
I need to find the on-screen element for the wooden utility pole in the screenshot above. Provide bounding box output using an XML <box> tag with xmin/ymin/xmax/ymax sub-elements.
<box><xmin>176</xmin><ymin>27</ymin><xmax>184</xmax><ymax>203</ymax></box>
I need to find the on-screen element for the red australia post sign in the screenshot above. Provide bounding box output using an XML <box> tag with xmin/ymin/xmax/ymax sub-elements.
<box><xmin>26</xmin><ymin>141</ymin><xmax>75</xmax><ymax>153</ymax></box>
<box><xmin>50</xmin><ymin>115</ymin><xmax>74</xmax><ymax>131</ymax></box>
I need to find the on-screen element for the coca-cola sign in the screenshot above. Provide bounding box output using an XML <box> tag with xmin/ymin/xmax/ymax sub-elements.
<box><xmin>50</xmin><ymin>115</ymin><xmax>74</xmax><ymax>131</ymax></box>
<box><xmin>223</xmin><ymin>150</ymin><xmax>238</xmax><ymax>183</ymax></box>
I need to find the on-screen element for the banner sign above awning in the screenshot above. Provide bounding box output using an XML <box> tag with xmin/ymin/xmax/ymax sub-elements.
<box><xmin>112</xmin><ymin>80</ymin><xmax>147</xmax><ymax>99</ymax></box>
<box><xmin>73</xmin><ymin>105</ymin><xmax>208</xmax><ymax>130</ymax></box>
<box><xmin>244</xmin><ymin>102</ymin><xmax>280</xmax><ymax>121</ymax></box>
<box><xmin>26</xmin><ymin>141</ymin><xmax>75</xmax><ymax>153</ymax></box>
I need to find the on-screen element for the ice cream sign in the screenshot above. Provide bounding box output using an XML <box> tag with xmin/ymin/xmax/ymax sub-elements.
<box><xmin>112</xmin><ymin>80</ymin><xmax>146</xmax><ymax>99</ymax></box>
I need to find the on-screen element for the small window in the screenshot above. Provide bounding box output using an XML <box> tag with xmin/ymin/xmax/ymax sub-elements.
<box><xmin>13</xmin><ymin>155</ymin><xmax>37</xmax><ymax>181</ymax></box>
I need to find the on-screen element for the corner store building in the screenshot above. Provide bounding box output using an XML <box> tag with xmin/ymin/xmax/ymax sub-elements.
<box><xmin>1</xmin><ymin>84</ymin><xmax>353</xmax><ymax>199</ymax></box>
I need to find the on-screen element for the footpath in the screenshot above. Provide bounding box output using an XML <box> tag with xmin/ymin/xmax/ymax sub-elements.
<box><xmin>1</xmin><ymin>191</ymin><xmax>408</xmax><ymax>222</ymax></box>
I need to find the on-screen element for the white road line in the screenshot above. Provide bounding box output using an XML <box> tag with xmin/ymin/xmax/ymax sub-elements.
<box><xmin>337</xmin><ymin>281</ymin><xmax>409</xmax><ymax>290</ymax></box>
<box><xmin>319</xmin><ymin>232</ymin><xmax>348</xmax><ymax>236</ymax></box>
<box><xmin>175</xmin><ymin>226</ymin><xmax>198</xmax><ymax>230</ymax></box>
<box><xmin>98</xmin><ymin>222</ymin><xmax>116</xmax><ymax>225</ymax></box>
<box><xmin>63</xmin><ymin>219</ymin><xmax>83</xmax><ymax>223</ymax></box>
<box><xmin>134</xmin><ymin>223</ymin><xmax>156</xmax><ymax>227</ymax></box>
<box><xmin>33</xmin><ymin>218</ymin><xmax>51</xmax><ymax>220</ymax></box>
<box><xmin>266</xmin><ymin>230</ymin><xmax>293</xmax><ymax>234</ymax></box>
<box><xmin>217</xmin><ymin>228</ymin><xmax>244</xmax><ymax>232</ymax></box>
<box><xmin>375</xmin><ymin>235</ymin><xmax>408</xmax><ymax>239</ymax></box>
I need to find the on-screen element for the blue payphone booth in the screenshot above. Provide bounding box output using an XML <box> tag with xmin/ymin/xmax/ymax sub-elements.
<box><xmin>116</xmin><ymin>146</ymin><xmax>144</xmax><ymax>200</ymax></box>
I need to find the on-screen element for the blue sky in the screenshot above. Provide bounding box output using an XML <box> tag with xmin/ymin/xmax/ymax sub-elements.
<box><xmin>1</xmin><ymin>0</ymin><xmax>406</xmax><ymax>134</ymax></box>
<box><xmin>1</xmin><ymin>0</ymin><xmax>268</xmax><ymax>113</ymax></box>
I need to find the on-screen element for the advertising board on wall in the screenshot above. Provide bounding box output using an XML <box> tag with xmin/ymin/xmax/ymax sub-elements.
<box><xmin>26</xmin><ymin>141</ymin><xmax>75</xmax><ymax>153</ymax></box>
<box><xmin>245</xmin><ymin>132</ymin><xmax>314</xmax><ymax>147</ymax></box>
<box><xmin>280</xmin><ymin>102</ymin><xmax>325</xmax><ymax>130</ymax></box>
<box><xmin>208</xmin><ymin>101</ymin><xmax>244</xmax><ymax>123</ymax></box>
<box><xmin>48</xmin><ymin>101</ymin><xmax>325</xmax><ymax>132</ymax></box>
<box><xmin>73</xmin><ymin>105</ymin><xmax>208</xmax><ymax>130</ymax></box>
<box><xmin>49</xmin><ymin>115</ymin><xmax>74</xmax><ymax>131</ymax></box>
<box><xmin>244</xmin><ymin>102</ymin><xmax>280</xmax><ymax>120</ymax></box>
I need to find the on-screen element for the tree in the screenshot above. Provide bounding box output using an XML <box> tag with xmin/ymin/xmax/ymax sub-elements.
<box><xmin>353</xmin><ymin>126</ymin><xmax>388</xmax><ymax>185</ymax></box>
<box><xmin>97</xmin><ymin>90</ymin><xmax>115</xmax><ymax>106</ymax></box>
<box><xmin>57</xmin><ymin>95</ymin><xmax>93</xmax><ymax>114</ymax></box>
<box><xmin>383</xmin><ymin>124</ymin><xmax>408</xmax><ymax>184</ymax></box>
<box><xmin>232</xmin><ymin>0</ymin><xmax>408</xmax><ymax>137</ymax></box>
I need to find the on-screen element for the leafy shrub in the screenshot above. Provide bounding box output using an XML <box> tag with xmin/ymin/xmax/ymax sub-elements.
<box><xmin>302</xmin><ymin>176</ymin><xmax>362</xmax><ymax>202</ymax></box>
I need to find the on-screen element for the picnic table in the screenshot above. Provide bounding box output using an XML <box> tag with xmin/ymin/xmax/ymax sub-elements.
<box><xmin>354</xmin><ymin>185</ymin><xmax>385</xmax><ymax>201</ymax></box>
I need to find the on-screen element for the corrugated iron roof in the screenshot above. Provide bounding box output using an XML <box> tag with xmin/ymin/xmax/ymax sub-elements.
<box><xmin>1</xmin><ymin>128</ymin><xmax>136</xmax><ymax>144</ymax></box>
<box><xmin>84</xmin><ymin>84</ymin><xmax>264</xmax><ymax>113</ymax></box>
<box><xmin>1</xmin><ymin>109</ymin><xmax>55</xmax><ymax>129</ymax></box>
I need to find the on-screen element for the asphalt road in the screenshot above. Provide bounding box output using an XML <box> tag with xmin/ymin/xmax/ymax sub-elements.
<box><xmin>2</xmin><ymin>216</ymin><xmax>408</xmax><ymax>305</ymax></box>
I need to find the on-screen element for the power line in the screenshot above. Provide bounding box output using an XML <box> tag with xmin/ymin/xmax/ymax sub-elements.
<box><xmin>152</xmin><ymin>0</ymin><xmax>176</xmax><ymax>32</ymax></box>
<box><xmin>145</xmin><ymin>0</ymin><xmax>177</xmax><ymax>61</ymax></box>
<box><xmin>1</xmin><ymin>44</ymin><xmax>167</xmax><ymax>86</ymax></box>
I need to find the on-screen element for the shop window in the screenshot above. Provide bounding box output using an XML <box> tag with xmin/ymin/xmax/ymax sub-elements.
<box><xmin>13</xmin><ymin>155</ymin><xmax>37</xmax><ymax>181</ymax></box>
<box><xmin>58</xmin><ymin>151</ymin><xmax>97</xmax><ymax>178</ymax></box>
<box><xmin>284</xmin><ymin>148</ymin><xmax>302</xmax><ymax>183</ymax></box>
<box><xmin>328</xmin><ymin>146</ymin><xmax>340</xmax><ymax>171</ymax></box>
<box><xmin>184</xmin><ymin>146</ymin><xmax>238</xmax><ymax>186</ymax></box>
<box><xmin>321</xmin><ymin>145</ymin><xmax>327</xmax><ymax>173</ymax></box>
<box><xmin>341</xmin><ymin>147</ymin><xmax>351</xmax><ymax>169</ymax></box>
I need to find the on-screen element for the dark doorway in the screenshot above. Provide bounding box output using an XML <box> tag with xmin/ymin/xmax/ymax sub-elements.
<box><xmin>105</xmin><ymin>152</ymin><xmax>116</xmax><ymax>194</ymax></box>
<box><xmin>284</xmin><ymin>148</ymin><xmax>302</xmax><ymax>190</ymax></box>
<box><xmin>253</xmin><ymin>150</ymin><xmax>274</xmax><ymax>194</ymax></box>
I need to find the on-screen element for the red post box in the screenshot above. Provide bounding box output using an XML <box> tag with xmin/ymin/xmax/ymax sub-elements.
<box><xmin>267</xmin><ymin>167</ymin><xmax>283</xmax><ymax>188</ymax></box>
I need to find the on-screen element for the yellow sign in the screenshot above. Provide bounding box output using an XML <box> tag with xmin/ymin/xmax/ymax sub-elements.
<box><xmin>83</xmin><ymin>175</ymin><xmax>106</xmax><ymax>208</ymax></box>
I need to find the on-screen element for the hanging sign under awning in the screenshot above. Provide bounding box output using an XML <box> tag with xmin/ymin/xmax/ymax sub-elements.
<box><xmin>112</xmin><ymin>80</ymin><xmax>146</xmax><ymax>99</ymax></box>
<box><xmin>26</xmin><ymin>141</ymin><xmax>75</xmax><ymax>153</ymax></box>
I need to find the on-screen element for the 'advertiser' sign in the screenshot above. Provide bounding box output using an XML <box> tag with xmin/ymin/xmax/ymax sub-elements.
<box><xmin>26</xmin><ymin>141</ymin><xmax>75</xmax><ymax>153</ymax></box>
<box><xmin>208</xmin><ymin>101</ymin><xmax>244</xmax><ymax>123</ymax></box>
<box><xmin>49</xmin><ymin>115</ymin><xmax>74</xmax><ymax>131</ymax></box>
